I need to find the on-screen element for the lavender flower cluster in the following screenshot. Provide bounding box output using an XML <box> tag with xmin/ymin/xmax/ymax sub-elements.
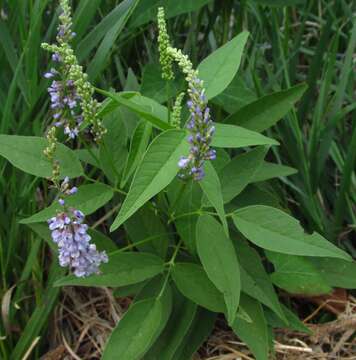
<box><xmin>45</xmin><ymin>75</ymin><xmax>83</xmax><ymax>139</ymax></box>
<box><xmin>48</xmin><ymin>178</ymin><xmax>108</xmax><ymax>277</ymax></box>
<box><xmin>178</xmin><ymin>77</ymin><xmax>216</xmax><ymax>180</ymax></box>
<box><xmin>43</xmin><ymin>3</ymin><xmax>82</xmax><ymax>139</ymax></box>
<box><xmin>42</xmin><ymin>0</ymin><xmax>106</xmax><ymax>142</ymax></box>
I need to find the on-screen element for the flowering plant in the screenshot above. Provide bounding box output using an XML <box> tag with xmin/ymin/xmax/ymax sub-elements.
<box><xmin>0</xmin><ymin>1</ymin><xmax>354</xmax><ymax>359</ymax></box>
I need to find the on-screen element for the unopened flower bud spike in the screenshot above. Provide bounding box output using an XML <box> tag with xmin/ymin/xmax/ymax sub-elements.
<box><xmin>171</xmin><ymin>92</ymin><xmax>185</xmax><ymax>128</ymax></box>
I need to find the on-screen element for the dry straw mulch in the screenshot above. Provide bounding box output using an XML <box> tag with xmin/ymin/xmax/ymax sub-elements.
<box><xmin>41</xmin><ymin>287</ymin><xmax>356</xmax><ymax>360</ymax></box>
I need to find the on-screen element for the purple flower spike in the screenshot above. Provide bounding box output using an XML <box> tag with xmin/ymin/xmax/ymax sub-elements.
<box><xmin>47</xmin><ymin>209</ymin><xmax>108</xmax><ymax>277</ymax></box>
<box><xmin>178</xmin><ymin>75</ymin><xmax>216</xmax><ymax>181</ymax></box>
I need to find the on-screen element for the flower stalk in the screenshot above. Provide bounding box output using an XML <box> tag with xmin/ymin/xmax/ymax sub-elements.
<box><xmin>157</xmin><ymin>7</ymin><xmax>216</xmax><ymax>181</ymax></box>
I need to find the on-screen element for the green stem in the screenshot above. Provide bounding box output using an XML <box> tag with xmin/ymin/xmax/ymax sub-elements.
<box><xmin>159</xmin><ymin>238</ymin><xmax>183</xmax><ymax>298</ymax></box>
<box><xmin>83</xmin><ymin>174</ymin><xmax>126</xmax><ymax>195</ymax></box>
<box><xmin>110</xmin><ymin>232</ymin><xmax>177</xmax><ymax>255</ymax></box>
<box><xmin>168</xmin><ymin>209</ymin><xmax>219</xmax><ymax>224</ymax></box>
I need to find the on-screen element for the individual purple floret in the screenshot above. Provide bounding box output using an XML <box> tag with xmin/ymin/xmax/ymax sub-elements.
<box><xmin>48</xmin><ymin>208</ymin><xmax>108</xmax><ymax>277</ymax></box>
<box><xmin>178</xmin><ymin>77</ymin><xmax>216</xmax><ymax>181</ymax></box>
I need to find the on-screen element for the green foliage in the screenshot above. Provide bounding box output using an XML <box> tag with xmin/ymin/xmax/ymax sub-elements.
<box><xmin>172</xmin><ymin>263</ymin><xmax>225</xmax><ymax>313</ymax></box>
<box><xmin>198</xmin><ymin>31</ymin><xmax>249</xmax><ymax>99</ymax></box>
<box><xmin>0</xmin><ymin>135</ymin><xmax>83</xmax><ymax>178</ymax></box>
<box><xmin>196</xmin><ymin>215</ymin><xmax>240</xmax><ymax>324</ymax></box>
<box><xmin>199</xmin><ymin>161</ymin><xmax>228</xmax><ymax>234</ymax></box>
<box><xmin>20</xmin><ymin>183</ymin><xmax>114</xmax><ymax>224</ymax></box>
<box><xmin>102</xmin><ymin>285</ymin><xmax>172</xmax><ymax>359</ymax></box>
<box><xmin>111</xmin><ymin>129</ymin><xmax>189</xmax><ymax>231</ymax></box>
<box><xmin>212</xmin><ymin>123</ymin><xmax>279</xmax><ymax>148</ymax></box>
<box><xmin>226</xmin><ymin>84</ymin><xmax>307</xmax><ymax>132</ymax></box>
<box><xmin>1</xmin><ymin>1</ymin><xmax>355</xmax><ymax>359</ymax></box>
<box><xmin>232</xmin><ymin>205</ymin><xmax>351</xmax><ymax>260</ymax></box>
<box><xmin>219</xmin><ymin>146</ymin><xmax>268</xmax><ymax>203</ymax></box>
<box><xmin>55</xmin><ymin>252</ymin><xmax>165</xmax><ymax>287</ymax></box>
<box><xmin>266</xmin><ymin>251</ymin><xmax>333</xmax><ymax>295</ymax></box>
<box><xmin>232</xmin><ymin>295</ymin><xmax>269</xmax><ymax>360</ymax></box>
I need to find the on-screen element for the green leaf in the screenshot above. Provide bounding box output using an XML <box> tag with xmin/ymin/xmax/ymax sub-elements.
<box><xmin>87</xmin><ymin>0</ymin><xmax>138</xmax><ymax>81</ymax></box>
<box><xmin>20</xmin><ymin>183</ymin><xmax>113</xmax><ymax>224</ymax></box>
<box><xmin>232</xmin><ymin>295</ymin><xmax>269</xmax><ymax>360</ymax></box>
<box><xmin>232</xmin><ymin>205</ymin><xmax>351</xmax><ymax>260</ymax></box>
<box><xmin>212</xmin><ymin>148</ymin><xmax>231</xmax><ymax>172</ymax></box>
<box><xmin>0</xmin><ymin>21</ymin><xmax>29</xmax><ymax>103</ymax></box>
<box><xmin>145</xmin><ymin>289</ymin><xmax>197</xmax><ymax>360</ymax></box>
<box><xmin>212</xmin><ymin>123</ymin><xmax>278</xmax><ymax>148</ymax></box>
<box><xmin>0</xmin><ymin>135</ymin><xmax>83</xmax><ymax>178</ymax></box>
<box><xmin>125</xmin><ymin>204</ymin><xmax>169</xmax><ymax>258</ymax></box>
<box><xmin>102</xmin><ymin>287</ymin><xmax>172</xmax><ymax>360</ymax></box>
<box><xmin>88</xmin><ymin>229</ymin><xmax>118</xmax><ymax>253</ymax></box>
<box><xmin>220</xmin><ymin>146</ymin><xmax>268</xmax><ymax>203</ymax></box>
<box><xmin>55</xmin><ymin>252</ymin><xmax>165</xmax><ymax>287</ymax></box>
<box><xmin>170</xmin><ymin>180</ymin><xmax>202</xmax><ymax>254</ymax></box>
<box><xmin>26</xmin><ymin>223</ymin><xmax>57</xmax><ymax>253</ymax></box>
<box><xmin>111</xmin><ymin>129</ymin><xmax>189</xmax><ymax>231</ymax></box>
<box><xmin>251</xmin><ymin>0</ymin><xmax>305</xmax><ymax>6</ymax></box>
<box><xmin>75</xmin><ymin>148</ymin><xmax>100</xmax><ymax>168</ymax></box>
<box><xmin>265</xmin><ymin>304</ymin><xmax>312</xmax><ymax>334</ymax></box>
<box><xmin>235</xmin><ymin>239</ymin><xmax>286</xmax><ymax>323</ymax></box>
<box><xmin>172</xmin><ymin>263</ymin><xmax>225</xmax><ymax>313</ymax></box>
<box><xmin>99</xmin><ymin>111</ymin><xmax>128</xmax><ymax>184</ymax></box>
<box><xmin>311</xmin><ymin>258</ymin><xmax>356</xmax><ymax>289</ymax></box>
<box><xmin>211</xmin><ymin>75</ymin><xmax>257</xmax><ymax>114</ymax></box>
<box><xmin>172</xmin><ymin>308</ymin><xmax>217</xmax><ymax>360</ymax></box>
<box><xmin>200</xmin><ymin>161</ymin><xmax>228</xmax><ymax>235</ymax></box>
<box><xmin>98</xmin><ymin>89</ymin><xmax>171</xmax><ymax>130</ymax></box>
<box><xmin>225</xmin><ymin>84</ymin><xmax>307</xmax><ymax>132</ymax></box>
<box><xmin>233</xmin><ymin>184</ymin><xmax>282</xmax><ymax>210</ymax></box>
<box><xmin>266</xmin><ymin>251</ymin><xmax>332</xmax><ymax>295</ymax></box>
<box><xmin>198</xmin><ymin>32</ymin><xmax>249</xmax><ymax>99</ymax></box>
<box><xmin>121</xmin><ymin>121</ymin><xmax>152</xmax><ymax>188</ymax></box>
<box><xmin>72</xmin><ymin>0</ymin><xmax>102</xmax><ymax>40</ymax></box>
<box><xmin>128</xmin><ymin>0</ymin><xmax>213</xmax><ymax>29</ymax></box>
<box><xmin>141</xmin><ymin>64</ymin><xmax>183</xmax><ymax>104</ymax></box>
<box><xmin>77</xmin><ymin>2</ymin><xmax>135</xmax><ymax>62</ymax></box>
<box><xmin>196</xmin><ymin>215</ymin><xmax>240</xmax><ymax>324</ymax></box>
<box><xmin>253</xmin><ymin>162</ymin><xmax>297</xmax><ymax>182</ymax></box>
<box><xmin>113</xmin><ymin>281</ymin><xmax>147</xmax><ymax>298</ymax></box>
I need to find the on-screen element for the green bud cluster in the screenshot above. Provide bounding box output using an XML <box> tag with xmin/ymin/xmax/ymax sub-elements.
<box><xmin>171</xmin><ymin>92</ymin><xmax>185</xmax><ymax>128</ymax></box>
<box><xmin>157</xmin><ymin>7</ymin><xmax>174</xmax><ymax>80</ymax></box>
<box><xmin>157</xmin><ymin>7</ymin><xmax>199</xmax><ymax>83</ymax></box>
<box><xmin>43</xmin><ymin>126</ymin><xmax>60</xmax><ymax>184</ymax></box>
<box><xmin>166</xmin><ymin>47</ymin><xmax>198</xmax><ymax>83</ymax></box>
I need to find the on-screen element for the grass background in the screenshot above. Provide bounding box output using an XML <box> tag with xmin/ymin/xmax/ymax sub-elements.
<box><xmin>0</xmin><ymin>0</ymin><xmax>355</xmax><ymax>358</ymax></box>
